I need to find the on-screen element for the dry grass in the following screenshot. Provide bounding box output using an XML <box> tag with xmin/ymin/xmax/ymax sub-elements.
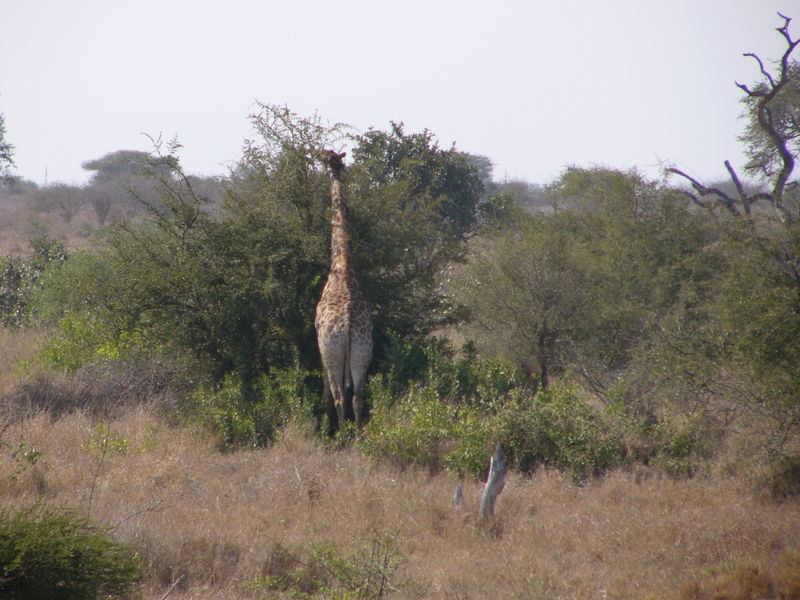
<box><xmin>0</xmin><ymin>327</ymin><xmax>44</xmax><ymax>390</ymax></box>
<box><xmin>1</xmin><ymin>330</ymin><xmax>798</xmax><ymax>599</ymax></box>
<box><xmin>1</xmin><ymin>404</ymin><xmax>799</xmax><ymax>600</ymax></box>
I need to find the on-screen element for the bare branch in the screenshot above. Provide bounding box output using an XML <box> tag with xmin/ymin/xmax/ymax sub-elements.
<box><xmin>735</xmin><ymin>81</ymin><xmax>759</xmax><ymax>96</ymax></box>
<box><xmin>666</xmin><ymin>167</ymin><xmax>741</xmax><ymax>216</ymax></box>
<box><xmin>160</xmin><ymin>574</ymin><xmax>185</xmax><ymax>600</ymax></box>
<box><xmin>724</xmin><ymin>160</ymin><xmax>751</xmax><ymax>214</ymax></box>
<box><xmin>777</xmin><ymin>13</ymin><xmax>799</xmax><ymax>68</ymax></box>
<box><xmin>744</xmin><ymin>52</ymin><xmax>776</xmax><ymax>88</ymax></box>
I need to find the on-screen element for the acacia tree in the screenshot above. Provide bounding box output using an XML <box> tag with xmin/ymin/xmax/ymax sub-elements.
<box><xmin>82</xmin><ymin>149</ymin><xmax>170</xmax><ymax>219</ymax></box>
<box><xmin>33</xmin><ymin>183</ymin><xmax>84</xmax><ymax>223</ymax></box>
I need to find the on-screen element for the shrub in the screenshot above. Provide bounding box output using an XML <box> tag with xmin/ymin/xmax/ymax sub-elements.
<box><xmin>649</xmin><ymin>412</ymin><xmax>714</xmax><ymax>478</ymax></box>
<box><xmin>361</xmin><ymin>380</ymin><xmax>462</xmax><ymax>473</ymax></box>
<box><xmin>187</xmin><ymin>366</ymin><xmax>321</xmax><ymax>450</ymax></box>
<box><xmin>497</xmin><ymin>384</ymin><xmax>626</xmax><ymax>482</ymax></box>
<box><xmin>35</xmin><ymin>313</ymin><xmax>132</xmax><ymax>373</ymax></box>
<box><xmin>377</xmin><ymin>338</ymin><xmax>528</xmax><ymax>410</ymax></box>
<box><xmin>0</xmin><ymin>505</ymin><xmax>139</xmax><ymax>600</ymax></box>
<box><xmin>367</xmin><ymin>343</ymin><xmax>630</xmax><ymax>481</ymax></box>
<box><xmin>0</xmin><ymin>237</ymin><xmax>67</xmax><ymax>327</ymax></box>
<box><xmin>247</xmin><ymin>533</ymin><xmax>403</xmax><ymax>600</ymax></box>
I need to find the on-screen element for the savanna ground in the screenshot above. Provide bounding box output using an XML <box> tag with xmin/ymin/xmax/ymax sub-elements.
<box><xmin>2</xmin><ymin>330</ymin><xmax>799</xmax><ymax>600</ymax></box>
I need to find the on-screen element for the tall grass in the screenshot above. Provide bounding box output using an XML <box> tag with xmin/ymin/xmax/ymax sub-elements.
<box><xmin>1</xmin><ymin>328</ymin><xmax>798</xmax><ymax>599</ymax></box>
<box><xmin>1</xmin><ymin>404</ymin><xmax>799</xmax><ymax>599</ymax></box>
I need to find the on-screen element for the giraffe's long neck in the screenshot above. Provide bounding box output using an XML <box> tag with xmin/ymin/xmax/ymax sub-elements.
<box><xmin>329</xmin><ymin>175</ymin><xmax>352</xmax><ymax>278</ymax></box>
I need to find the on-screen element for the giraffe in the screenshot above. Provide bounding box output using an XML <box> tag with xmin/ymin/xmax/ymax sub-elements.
<box><xmin>315</xmin><ymin>149</ymin><xmax>373</xmax><ymax>432</ymax></box>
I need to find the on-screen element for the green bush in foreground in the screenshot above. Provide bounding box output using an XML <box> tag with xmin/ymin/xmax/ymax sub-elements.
<box><xmin>0</xmin><ymin>505</ymin><xmax>139</xmax><ymax>600</ymax></box>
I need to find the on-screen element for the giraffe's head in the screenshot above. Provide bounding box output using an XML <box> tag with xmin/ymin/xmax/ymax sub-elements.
<box><xmin>319</xmin><ymin>149</ymin><xmax>347</xmax><ymax>178</ymax></box>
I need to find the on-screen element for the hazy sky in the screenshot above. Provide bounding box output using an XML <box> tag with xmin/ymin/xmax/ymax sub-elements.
<box><xmin>0</xmin><ymin>1</ymin><xmax>795</xmax><ymax>187</ymax></box>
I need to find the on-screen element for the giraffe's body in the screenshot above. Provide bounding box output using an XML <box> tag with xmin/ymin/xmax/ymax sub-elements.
<box><xmin>315</xmin><ymin>150</ymin><xmax>373</xmax><ymax>430</ymax></box>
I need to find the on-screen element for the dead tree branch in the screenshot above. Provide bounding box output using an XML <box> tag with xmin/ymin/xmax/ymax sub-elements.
<box><xmin>666</xmin><ymin>166</ymin><xmax>741</xmax><ymax>215</ymax></box>
<box><xmin>670</xmin><ymin>13</ymin><xmax>798</xmax><ymax>224</ymax></box>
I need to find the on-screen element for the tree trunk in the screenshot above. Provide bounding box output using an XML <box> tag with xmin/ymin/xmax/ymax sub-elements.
<box><xmin>479</xmin><ymin>445</ymin><xmax>507</xmax><ymax>518</ymax></box>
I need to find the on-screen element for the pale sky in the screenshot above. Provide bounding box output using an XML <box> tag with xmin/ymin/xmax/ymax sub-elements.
<box><xmin>0</xmin><ymin>0</ymin><xmax>795</xmax><ymax>187</ymax></box>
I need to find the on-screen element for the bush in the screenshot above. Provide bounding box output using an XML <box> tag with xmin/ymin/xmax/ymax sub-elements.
<box><xmin>0</xmin><ymin>237</ymin><xmax>67</xmax><ymax>327</ymax></box>
<box><xmin>187</xmin><ymin>366</ymin><xmax>321</xmax><ymax>450</ymax></box>
<box><xmin>247</xmin><ymin>533</ymin><xmax>403</xmax><ymax>600</ymax></box>
<box><xmin>0</xmin><ymin>505</ymin><xmax>139</xmax><ymax>600</ymax></box>
<box><xmin>365</xmin><ymin>342</ymin><xmax>629</xmax><ymax>481</ymax></box>
<box><xmin>361</xmin><ymin>378</ymin><xmax>491</xmax><ymax>476</ymax></box>
<box><xmin>497</xmin><ymin>384</ymin><xmax>626</xmax><ymax>482</ymax></box>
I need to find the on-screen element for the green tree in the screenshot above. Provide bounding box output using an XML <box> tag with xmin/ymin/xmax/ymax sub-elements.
<box><xmin>37</xmin><ymin>106</ymin><xmax>485</xmax><ymax>393</ymax></box>
<box><xmin>452</xmin><ymin>212</ymin><xmax>590</xmax><ymax>388</ymax></box>
<box><xmin>454</xmin><ymin>167</ymin><xmax>712</xmax><ymax>392</ymax></box>
<box><xmin>662</xmin><ymin>14</ymin><xmax>800</xmax><ymax>477</ymax></box>
<box><xmin>1</xmin><ymin>238</ymin><xmax>68</xmax><ymax>327</ymax></box>
<box><xmin>350</xmin><ymin>122</ymin><xmax>483</xmax><ymax>239</ymax></box>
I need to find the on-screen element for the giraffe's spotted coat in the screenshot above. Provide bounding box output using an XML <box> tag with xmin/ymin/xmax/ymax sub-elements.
<box><xmin>315</xmin><ymin>150</ymin><xmax>373</xmax><ymax>431</ymax></box>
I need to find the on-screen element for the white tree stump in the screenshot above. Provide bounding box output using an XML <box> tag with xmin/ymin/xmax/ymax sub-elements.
<box><xmin>479</xmin><ymin>445</ymin><xmax>507</xmax><ymax>518</ymax></box>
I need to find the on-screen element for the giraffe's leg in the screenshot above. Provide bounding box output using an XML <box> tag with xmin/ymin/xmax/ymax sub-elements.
<box><xmin>320</xmin><ymin>328</ymin><xmax>348</xmax><ymax>432</ymax></box>
<box><xmin>349</xmin><ymin>334</ymin><xmax>373</xmax><ymax>428</ymax></box>
<box><xmin>326</xmin><ymin>365</ymin><xmax>346</xmax><ymax>430</ymax></box>
<box><xmin>321</xmin><ymin>376</ymin><xmax>337</xmax><ymax>436</ymax></box>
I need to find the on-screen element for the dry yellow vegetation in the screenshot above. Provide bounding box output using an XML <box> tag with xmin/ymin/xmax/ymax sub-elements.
<box><xmin>1</xmin><ymin>400</ymin><xmax>799</xmax><ymax>600</ymax></box>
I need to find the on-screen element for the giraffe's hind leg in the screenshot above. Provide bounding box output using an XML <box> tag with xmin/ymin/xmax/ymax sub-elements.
<box><xmin>319</xmin><ymin>329</ymin><xmax>348</xmax><ymax>431</ymax></box>
<box><xmin>349</xmin><ymin>335</ymin><xmax>373</xmax><ymax>427</ymax></box>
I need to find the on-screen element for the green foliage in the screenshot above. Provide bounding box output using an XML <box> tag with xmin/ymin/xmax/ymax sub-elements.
<box><xmin>82</xmin><ymin>424</ymin><xmax>131</xmax><ymax>456</ymax></box>
<box><xmin>649</xmin><ymin>414</ymin><xmax>712</xmax><ymax>478</ymax></box>
<box><xmin>247</xmin><ymin>533</ymin><xmax>403</xmax><ymax>599</ymax></box>
<box><xmin>350</xmin><ymin>122</ymin><xmax>483</xmax><ymax>239</ymax></box>
<box><xmin>362</xmin><ymin>377</ymin><xmax>490</xmax><ymax>476</ymax></box>
<box><xmin>364</xmin><ymin>340</ymin><xmax>717</xmax><ymax>481</ymax></box>
<box><xmin>0</xmin><ymin>237</ymin><xmax>67</xmax><ymax>326</ymax></box>
<box><xmin>367</xmin><ymin>342</ymin><xmax>618</xmax><ymax>480</ymax></box>
<box><xmin>188</xmin><ymin>366</ymin><xmax>321</xmax><ymax>450</ymax></box>
<box><xmin>35</xmin><ymin>107</ymin><xmax>485</xmax><ymax>386</ymax></box>
<box><xmin>6</xmin><ymin>443</ymin><xmax>45</xmax><ymax>482</ymax></box>
<box><xmin>739</xmin><ymin>60</ymin><xmax>800</xmax><ymax>181</ymax></box>
<box><xmin>497</xmin><ymin>385</ymin><xmax>625</xmax><ymax>483</ymax></box>
<box><xmin>454</xmin><ymin>166</ymin><xmax>715</xmax><ymax>392</ymax></box>
<box><xmin>0</xmin><ymin>505</ymin><xmax>139</xmax><ymax>599</ymax></box>
<box><xmin>364</xmin><ymin>340</ymin><xmax>529</xmax><ymax>477</ymax></box>
<box><xmin>35</xmin><ymin>314</ymin><xmax>130</xmax><ymax>372</ymax></box>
